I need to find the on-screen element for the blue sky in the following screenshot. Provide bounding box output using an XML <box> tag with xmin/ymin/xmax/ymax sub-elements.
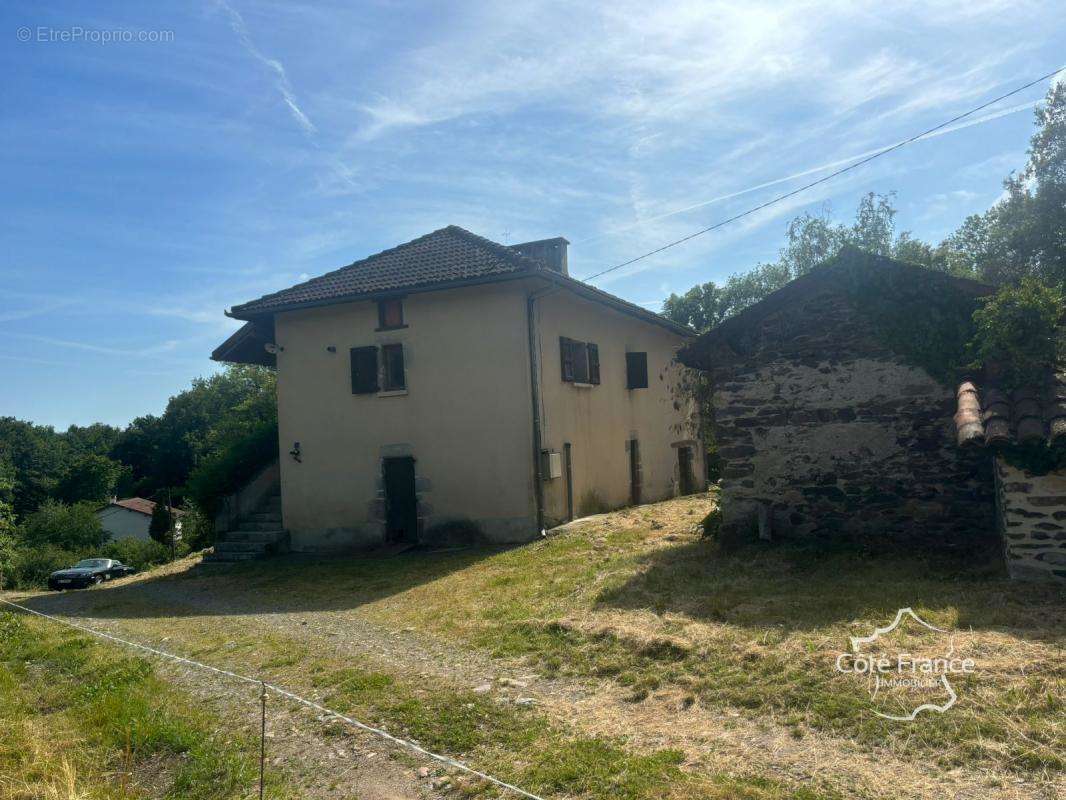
<box><xmin>2</xmin><ymin>1</ymin><xmax>1064</xmax><ymax>429</ymax></box>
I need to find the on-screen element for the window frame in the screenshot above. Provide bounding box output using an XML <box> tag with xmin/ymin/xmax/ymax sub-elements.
<box><xmin>381</xmin><ymin>342</ymin><xmax>407</xmax><ymax>392</ymax></box>
<box><xmin>625</xmin><ymin>351</ymin><xmax>648</xmax><ymax>389</ymax></box>
<box><xmin>376</xmin><ymin>298</ymin><xmax>406</xmax><ymax>331</ymax></box>
<box><xmin>559</xmin><ymin>336</ymin><xmax>599</xmax><ymax>386</ymax></box>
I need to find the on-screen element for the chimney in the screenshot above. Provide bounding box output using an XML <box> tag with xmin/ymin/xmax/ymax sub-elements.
<box><xmin>511</xmin><ymin>237</ymin><xmax>569</xmax><ymax>275</ymax></box>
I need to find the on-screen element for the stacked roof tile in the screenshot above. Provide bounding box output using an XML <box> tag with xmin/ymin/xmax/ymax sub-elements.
<box><xmin>954</xmin><ymin>369</ymin><xmax>1066</xmax><ymax>449</ymax></box>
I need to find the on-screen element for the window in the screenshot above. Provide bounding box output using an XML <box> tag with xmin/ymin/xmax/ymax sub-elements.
<box><xmin>626</xmin><ymin>352</ymin><xmax>648</xmax><ymax>389</ymax></box>
<box><xmin>350</xmin><ymin>346</ymin><xmax>379</xmax><ymax>394</ymax></box>
<box><xmin>560</xmin><ymin>337</ymin><xmax>600</xmax><ymax>385</ymax></box>
<box><xmin>377</xmin><ymin>298</ymin><xmax>405</xmax><ymax>330</ymax></box>
<box><xmin>382</xmin><ymin>343</ymin><xmax>406</xmax><ymax>391</ymax></box>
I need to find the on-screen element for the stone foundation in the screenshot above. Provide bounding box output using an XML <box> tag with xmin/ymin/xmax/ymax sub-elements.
<box><xmin>995</xmin><ymin>458</ymin><xmax>1066</xmax><ymax>581</ymax></box>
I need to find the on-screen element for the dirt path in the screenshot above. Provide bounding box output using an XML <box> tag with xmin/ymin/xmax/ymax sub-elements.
<box><xmin>8</xmin><ymin>524</ymin><xmax>1061</xmax><ymax>800</ymax></box>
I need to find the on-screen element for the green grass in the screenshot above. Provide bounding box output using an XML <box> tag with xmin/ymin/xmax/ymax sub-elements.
<box><xmin>218</xmin><ymin>495</ymin><xmax>1064</xmax><ymax>777</ymax></box>
<box><xmin>302</xmin><ymin>659</ymin><xmax>838</xmax><ymax>800</ymax></box>
<box><xmin>0</xmin><ymin>612</ymin><xmax>293</xmax><ymax>800</ymax></box>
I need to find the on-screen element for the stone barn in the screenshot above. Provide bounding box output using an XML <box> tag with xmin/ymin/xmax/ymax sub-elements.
<box><xmin>679</xmin><ymin>248</ymin><xmax>999</xmax><ymax>551</ymax></box>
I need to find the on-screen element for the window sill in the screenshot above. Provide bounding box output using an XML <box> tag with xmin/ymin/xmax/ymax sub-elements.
<box><xmin>375</xmin><ymin>324</ymin><xmax>409</xmax><ymax>332</ymax></box>
<box><xmin>378</xmin><ymin>389</ymin><xmax>408</xmax><ymax>397</ymax></box>
<box><xmin>570</xmin><ymin>382</ymin><xmax>595</xmax><ymax>389</ymax></box>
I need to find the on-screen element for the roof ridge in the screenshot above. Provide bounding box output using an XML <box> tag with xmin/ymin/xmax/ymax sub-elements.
<box><xmin>230</xmin><ymin>226</ymin><xmax>467</xmax><ymax>316</ymax></box>
<box><xmin>441</xmin><ymin>225</ymin><xmax>547</xmax><ymax>273</ymax></box>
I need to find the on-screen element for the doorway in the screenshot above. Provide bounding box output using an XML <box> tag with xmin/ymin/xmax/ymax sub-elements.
<box><xmin>678</xmin><ymin>446</ymin><xmax>696</xmax><ymax>495</ymax></box>
<box><xmin>383</xmin><ymin>457</ymin><xmax>418</xmax><ymax>543</ymax></box>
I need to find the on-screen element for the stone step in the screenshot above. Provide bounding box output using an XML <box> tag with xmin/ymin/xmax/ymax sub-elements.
<box><xmin>214</xmin><ymin>540</ymin><xmax>269</xmax><ymax>553</ymax></box>
<box><xmin>221</xmin><ymin>530</ymin><xmax>287</xmax><ymax>543</ymax></box>
<box><xmin>204</xmin><ymin>551</ymin><xmax>261</xmax><ymax>563</ymax></box>
<box><xmin>238</xmin><ymin>520</ymin><xmax>283</xmax><ymax>532</ymax></box>
<box><xmin>250</xmin><ymin>511</ymin><xmax>282</xmax><ymax>523</ymax></box>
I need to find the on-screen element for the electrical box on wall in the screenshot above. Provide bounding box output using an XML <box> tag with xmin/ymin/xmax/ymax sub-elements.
<box><xmin>541</xmin><ymin>450</ymin><xmax>562</xmax><ymax>480</ymax></box>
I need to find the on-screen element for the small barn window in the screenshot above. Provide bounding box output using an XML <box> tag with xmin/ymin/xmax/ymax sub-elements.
<box><xmin>382</xmin><ymin>343</ymin><xmax>406</xmax><ymax>391</ymax></box>
<box><xmin>626</xmin><ymin>352</ymin><xmax>648</xmax><ymax>389</ymax></box>
<box><xmin>377</xmin><ymin>298</ymin><xmax>405</xmax><ymax>330</ymax></box>
<box><xmin>350</xmin><ymin>346</ymin><xmax>379</xmax><ymax>394</ymax></box>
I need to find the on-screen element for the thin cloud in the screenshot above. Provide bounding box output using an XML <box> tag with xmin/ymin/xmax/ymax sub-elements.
<box><xmin>216</xmin><ymin>0</ymin><xmax>317</xmax><ymax>136</ymax></box>
<box><xmin>576</xmin><ymin>99</ymin><xmax>1040</xmax><ymax>245</ymax></box>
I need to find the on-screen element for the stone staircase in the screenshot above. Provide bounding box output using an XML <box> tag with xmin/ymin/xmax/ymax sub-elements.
<box><xmin>205</xmin><ymin>493</ymin><xmax>289</xmax><ymax>562</ymax></box>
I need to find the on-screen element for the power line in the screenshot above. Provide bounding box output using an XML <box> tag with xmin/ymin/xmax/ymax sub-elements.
<box><xmin>580</xmin><ymin>66</ymin><xmax>1064</xmax><ymax>283</ymax></box>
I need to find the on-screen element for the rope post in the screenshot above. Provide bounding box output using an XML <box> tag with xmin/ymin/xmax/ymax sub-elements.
<box><xmin>259</xmin><ymin>680</ymin><xmax>267</xmax><ymax>800</ymax></box>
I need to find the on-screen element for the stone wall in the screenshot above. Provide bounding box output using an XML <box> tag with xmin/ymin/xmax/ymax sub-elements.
<box><xmin>995</xmin><ymin>458</ymin><xmax>1066</xmax><ymax>581</ymax></box>
<box><xmin>708</xmin><ymin>290</ymin><xmax>996</xmax><ymax>547</ymax></box>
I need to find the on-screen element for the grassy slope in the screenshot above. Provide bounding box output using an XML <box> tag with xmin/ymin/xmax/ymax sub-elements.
<box><xmin>0</xmin><ymin>612</ymin><xmax>292</xmax><ymax>800</ymax></box>
<box><xmin>227</xmin><ymin>494</ymin><xmax>1064</xmax><ymax>778</ymax></box>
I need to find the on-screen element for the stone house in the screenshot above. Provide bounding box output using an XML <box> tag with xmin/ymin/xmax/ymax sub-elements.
<box><xmin>679</xmin><ymin>248</ymin><xmax>999</xmax><ymax>551</ymax></box>
<box><xmin>212</xmin><ymin>225</ymin><xmax>703</xmax><ymax>554</ymax></box>
<box><xmin>955</xmin><ymin>346</ymin><xmax>1066</xmax><ymax>581</ymax></box>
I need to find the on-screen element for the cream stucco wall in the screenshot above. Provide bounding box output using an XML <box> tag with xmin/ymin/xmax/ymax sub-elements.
<box><xmin>534</xmin><ymin>288</ymin><xmax>701</xmax><ymax>525</ymax></box>
<box><xmin>274</xmin><ymin>280</ymin><xmax>538</xmax><ymax>551</ymax></box>
<box><xmin>272</xmin><ymin>277</ymin><xmax>700</xmax><ymax>552</ymax></box>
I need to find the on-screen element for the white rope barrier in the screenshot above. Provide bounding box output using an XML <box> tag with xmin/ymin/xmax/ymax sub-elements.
<box><xmin>0</xmin><ymin>597</ymin><xmax>548</xmax><ymax>800</ymax></box>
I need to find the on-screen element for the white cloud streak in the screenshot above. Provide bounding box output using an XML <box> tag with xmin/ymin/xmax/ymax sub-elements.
<box><xmin>575</xmin><ymin>98</ymin><xmax>1041</xmax><ymax>244</ymax></box>
<box><xmin>216</xmin><ymin>0</ymin><xmax>317</xmax><ymax>136</ymax></box>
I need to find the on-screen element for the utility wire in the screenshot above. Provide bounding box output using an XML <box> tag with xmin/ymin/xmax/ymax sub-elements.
<box><xmin>580</xmin><ymin>66</ymin><xmax>1064</xmax><ymax>282</ymax></box>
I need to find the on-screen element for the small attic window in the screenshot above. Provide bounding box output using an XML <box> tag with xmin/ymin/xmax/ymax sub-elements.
<box><xmin>377</xmin><ymin>298</ymin><xmax>405</xmax><ymax>330</ymax></box>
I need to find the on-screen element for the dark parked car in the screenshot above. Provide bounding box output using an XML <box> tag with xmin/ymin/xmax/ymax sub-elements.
<box><xmin>47</xmin><ymin>558</ymin><xmax>137</xmax><ymax>590</ymax></box>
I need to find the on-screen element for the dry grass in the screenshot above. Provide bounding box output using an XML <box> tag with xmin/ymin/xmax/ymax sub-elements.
<box><xmin>9</xmin><ymin>492</ymin><xmax>1064</xmax><ymax>799</ymax></box>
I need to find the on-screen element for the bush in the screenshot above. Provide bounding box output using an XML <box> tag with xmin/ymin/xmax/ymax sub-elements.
<box><xmin>101</xmin><ymin>538</ymin><xmax>176</xmax><ymax>571</ymax></box>
<box><xmin>20</xmin><ymin>500</ymin><xmax>105</xmax><ymax>551</ymax></box>
<box><xmin>10</xmin><ymin>544</ymin><xmax>81</xmax><ymax>588</ymax></box>
<box><xmin>969</xmin><ymin>278</ymin><xmax>1063</xmax><ymax>391</ymax></box>
<box><xmin>178</xmin><ymin>504</ymin><xmax>214</xmax><ymax>550</ymax></box>
<box><xmin>186</xmin><ymin>423</ymin><xmax>278</xmax><ymax>518</ymax></box>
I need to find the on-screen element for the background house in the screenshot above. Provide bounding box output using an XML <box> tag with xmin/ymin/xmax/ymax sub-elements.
<box><xmin>213</xmin><ymin>226</ymin><xmax>703</xmax><ymax>554</ymax></box>
<box><xmin>97</xmin><ymin>497</ymin><xmax>182</xmax><ymax>543</ymax></box>
<box><xmin>679</xmin><ymin>248</ymin><xmax>997</xmax><ymax>550</ymax></box>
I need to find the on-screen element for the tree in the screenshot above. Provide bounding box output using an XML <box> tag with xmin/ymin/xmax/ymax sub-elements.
<box><xmin>19</xmin><ymin>500</ymin><xmax>106</xmax><ymax>551</ymax></box>
<box><xmin>149</xmin><ymin>502</ymin><xmax>174</xmax><ymax>546</ymax></box>
<box><xmin>55</xmin><ymin>454</ymin><xmax>121</xmax><ymax>505</ymax></box>
<box><xmin>941</xmin><ymin>82</ymin><xmax>1066</xmax><ymax>287</ymax></box>
<box><xmin>663</xmin><ymin>192</ymin><xmax>927</xmax><ymax>332</ymax></box>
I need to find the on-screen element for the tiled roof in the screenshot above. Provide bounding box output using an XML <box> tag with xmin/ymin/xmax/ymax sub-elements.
<box><xmin>954</xmin><ymin>369</ymin><xmax>1066</xmax><ymax>449</ymax></box>
<box><xmin>222</xmin><ymin>224</ymin><xmax>691</xmax><ymax>337</ymax></box>
<box><xmin>678</xmin><ymin>247</ymin><xmax>993</xmax><ymax>368</ymax></box>
<box><xmin>102</xmin><ymin>498</ymin><xmax>182</xmax><ymax>517</ymax></box>
<box><xmin>230</xmin><ymin>226</ymin><xmax>542</xmax><ymax>318</ymax></box>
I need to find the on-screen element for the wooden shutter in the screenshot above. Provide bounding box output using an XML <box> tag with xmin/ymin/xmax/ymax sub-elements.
<box><xmin>560</xmin><ymin>337</ymin><xmax>575</xmax><ymax>382</ymax></box>
<box><xmin>350</xmin><ymin>346</ymin><xmax>379</xmax><ymax>394</ymax></box>
<box><xmin>587</xmin><ymin>343</ymin><xmax>600</xmax><ymax>385</ymax></box>
<box><xmin>626</xmin><ymin>352</ymin><xmax>648</xmax><ymax>389</ymax></box>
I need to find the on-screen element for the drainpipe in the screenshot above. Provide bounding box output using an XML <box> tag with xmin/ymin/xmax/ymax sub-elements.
<box><xmin>526</xmin><ymin>286</ymin><xmax>555</xmax><ymax>533</ymax></box>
